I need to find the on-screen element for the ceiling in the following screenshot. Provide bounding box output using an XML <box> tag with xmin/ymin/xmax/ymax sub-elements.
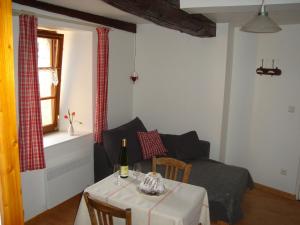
<box><xmin>180</xmin><ymin>0</ymin><xmax>300</xmax><ymax>25</ymax></box>
<box><xmin>38</xmin><ymin>0</ymin><xmax>300</xmax><ymax>26</ymax></box>
<box><xmin>39</xmin><ymin>0</ymin><xmax>149</xmax><ymax>24</ymax></box>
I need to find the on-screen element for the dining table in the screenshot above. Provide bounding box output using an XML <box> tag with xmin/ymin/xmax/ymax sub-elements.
<box><xmin>74</xmin><ymin>171</ymin><xmax>210</xmax><ymax>225</ymax></box>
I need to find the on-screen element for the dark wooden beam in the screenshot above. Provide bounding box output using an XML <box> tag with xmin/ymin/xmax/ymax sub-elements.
<box><xmin>102</xmin><ymin>0</ymin><xmax>216</xmax><ymax>37</ymax></box>
<box><xmin>12</xmin><ymin>0</ymin><xmax>136</xmax><ymax>33</ymax></box>
<box><xmin>164</xmin><ymin>0</ymin><xmax>180</xmax><ymax>8</ymax></box>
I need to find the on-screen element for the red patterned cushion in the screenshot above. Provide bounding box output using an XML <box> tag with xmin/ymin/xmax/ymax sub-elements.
<box><xmin>137</xmin><ymin>130</ymin><xmax>167</xmax><ymax>160</ymax></box>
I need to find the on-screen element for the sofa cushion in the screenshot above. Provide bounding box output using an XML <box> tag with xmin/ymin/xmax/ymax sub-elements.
<box><xmin>175</xmin><ymin>131</ymin><xmax>204</xmax><ymax>161</ymax></box>
<box><xmin>103</xmin><ymin>117</ymin><xmax>147</xmax><ymax>165</ymax></box>
<box><xmin>160</xmin><ymin>134</ymin><xmax>178</xmax><ymax>158</ymax></box>
<box><xmin>137</xmin><ymin>130</ymin><xmax>167</xmax><ymax>160</ymax></box>
<box><xmin>161</xmin><ymin>131</ymin><xmax>210</xmax><ymax>161</ymax></box>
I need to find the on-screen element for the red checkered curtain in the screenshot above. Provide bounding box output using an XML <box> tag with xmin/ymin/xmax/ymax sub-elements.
<box><xmin>94</xmin><ymin>27</ymin><xmax>110</xmax><ymax>143</ymax></box>
<box><xmin>18</xmin><ymin>15</ymin><xmax>45</xmax><ymax>171</ymax></box>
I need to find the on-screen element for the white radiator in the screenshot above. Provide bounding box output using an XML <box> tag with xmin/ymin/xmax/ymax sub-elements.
<box><xmin>47</xmin><ymin>154</ymin><xmax>91</xmax><ymax>181</ymax></box>
<box><xmin>22</xmin><ymin>134</ymin><xmax>94</xmax><ymax>221</ymax></box>
<box><xmin>45</xmin><ymin>150</ymin><xmax>93</xmax><ymax>209</ymax></box>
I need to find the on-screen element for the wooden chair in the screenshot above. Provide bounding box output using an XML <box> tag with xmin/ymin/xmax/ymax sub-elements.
<box><xmin>84</xmin><ymin>192</ymin><xmax>131</xmax><ymax>225</ymax></box>
<box><xmin>152</xmin><ymin>156</ymin><xmax>192</xmax><ymax>183</ymax></box>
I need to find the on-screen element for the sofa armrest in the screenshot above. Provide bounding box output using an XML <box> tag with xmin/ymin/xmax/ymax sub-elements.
<box><xmin>94</xmin><ymin>143</ymin><xmax>113</xmax><ymax>183</ymax></box>
<box><xmin>198</xmin><ymin>139</ymin><xmax>210</xmax><ymax>159</ymax></box>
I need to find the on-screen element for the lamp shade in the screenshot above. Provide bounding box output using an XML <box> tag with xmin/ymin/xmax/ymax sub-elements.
<box><xmin>241</xmin><ymin>4</ymin><xmax>281</xmax><ymax>33</ymax></box>
<box><xmin>241</xmin><ymin>14</ymin><xmax>281</xmax><ymax>33</ymax></box>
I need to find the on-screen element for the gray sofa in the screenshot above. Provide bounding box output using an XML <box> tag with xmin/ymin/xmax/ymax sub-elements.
<box><xmin>94</xmin><ymin>117</ymin><xmax>253</xmax><ymax>224</ymax></box>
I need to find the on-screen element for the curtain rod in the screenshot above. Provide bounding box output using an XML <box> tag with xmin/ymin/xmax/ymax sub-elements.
<box><xmin>12</xmin><ymin>9</ymin><xmax>110</xmax><ymax>30</ymax></box>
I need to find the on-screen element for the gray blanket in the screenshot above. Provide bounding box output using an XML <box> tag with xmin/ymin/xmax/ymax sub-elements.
<box><xmin>139</xmin><ymin>159</ymin><xmax>253</xmax><ymax>224</ymax></box>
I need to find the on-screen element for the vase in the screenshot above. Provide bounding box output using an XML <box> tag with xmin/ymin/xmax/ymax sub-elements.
<box><xmin>68</xmin><ymin>124</ymin><xmax>74</xmax><ymax>136</ymax></box>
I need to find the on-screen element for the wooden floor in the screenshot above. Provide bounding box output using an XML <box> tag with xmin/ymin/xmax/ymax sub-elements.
<box><xmin>25</xmin><ymin>188</ymin><xmax>300</xmax><ymax>225</ymax></box>
<box><xmin>231</xmin><ymin>188</ymin><xmax>300</xmax><ymax>225</ymax></box>
<box><xmin>25</xmin><ymin>194</ymin><xmax>82</xmax><ymax>225</ymax></box>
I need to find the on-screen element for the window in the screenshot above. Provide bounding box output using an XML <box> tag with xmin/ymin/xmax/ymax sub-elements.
<box><xmin>37</xmin><ymin>29</ymin><xmax>64</xmax><ymax>134</ymax></box>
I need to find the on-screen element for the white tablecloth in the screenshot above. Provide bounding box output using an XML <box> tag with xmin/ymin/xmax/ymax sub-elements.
<box><xmin>74</xmin><ymin>172</ymin><xmax>210</xmax><ymax>225</ymax></box>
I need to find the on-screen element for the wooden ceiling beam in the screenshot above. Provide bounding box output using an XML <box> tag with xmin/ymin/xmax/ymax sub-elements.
<box><xmin>12</xmin><ymin>0</ymin><xmax>136</xmax><ymax>33</ymax></box>
<box><xmin>164</xmin><ymin>0</ymin><xmax>180</xmax><ymax>8</ymax></box>
<box><xmin>102</xmin><ymin>0</ymin><xmax>216</xmax><ymax>37</ymax></box>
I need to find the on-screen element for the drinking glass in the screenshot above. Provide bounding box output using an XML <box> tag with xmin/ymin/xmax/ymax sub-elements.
<box><xmin>133</xmin><ymin>162</ymin><xmax>142</xmax><ymax>181</ymax></box>
<box><xmin>113</xmin><ymin>164</ymin><xmax>120</xmax><ymax>185</ymax></box>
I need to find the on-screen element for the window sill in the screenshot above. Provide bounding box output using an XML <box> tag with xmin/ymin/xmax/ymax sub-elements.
<box><xmin>43</xmin><ymin>131</ymin><xmax>93</xmax><ymax>148</ymax></box>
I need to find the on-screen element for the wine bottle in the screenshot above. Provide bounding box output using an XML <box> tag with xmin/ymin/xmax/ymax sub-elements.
<box><xmin>119</xmin><ymin>138</ymin><xmax>128</xmax><ymax>178</ymax></box>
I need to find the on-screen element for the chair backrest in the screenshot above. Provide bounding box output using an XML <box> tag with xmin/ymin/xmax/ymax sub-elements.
<box><xmin>84</xmin><ymin>192</ymin><xmax>131</xmax><ymax>225</ymax></box>
<box><xmin>152</xmin><ymin>156</ymin><xmax>192</xmax><ymax>183</ymax></box>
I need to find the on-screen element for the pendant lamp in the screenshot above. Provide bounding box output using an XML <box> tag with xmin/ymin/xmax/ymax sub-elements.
<box><xmin>241</xmin><ymin>0</ymin><xmax>281</xmax><ymax>33</ymax></box>
<box><xmin>130</xmin><ymin>34</ymin><xmax>139</xmax><ymax>83</ymax></box>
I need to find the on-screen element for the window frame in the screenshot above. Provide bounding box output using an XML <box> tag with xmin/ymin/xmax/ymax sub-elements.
<box><xmin>37</xmin><ymin>29</ymin><xmax>64</xmax><ymax>134</ymax></box>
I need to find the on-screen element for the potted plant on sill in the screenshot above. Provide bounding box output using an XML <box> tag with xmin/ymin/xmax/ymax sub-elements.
<box><xmin>64</xmin><ymin>109</ymin><xmax>82</xmax><ymax>136</ymax></box>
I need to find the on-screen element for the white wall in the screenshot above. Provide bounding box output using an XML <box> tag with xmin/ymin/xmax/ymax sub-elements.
<box><xmin>219</xmin><ymin>24</ymin><xmax>235</xmax><ymax>162</ymax></box>
<box><xmin>13</xmin><ymin>3</ymin><xmax>134</xmax><ymax>220</ymax></box>
<box><xmin>226</xmin><ymin>25</ymin><xmax>300</xmax><ymax>194</ymax></box>
<box><xmin>59</xmin><ymin>30</ymin><xmax>93</xmax><ymax>132</ymax></box>
<box><xmin>133</xmin><ymin>22</ymin><xmax>300</xmax><ymax>195</ymax></box>
<box><xmin>225</xmin><ymin>29</ymin><xmax>257</xmax><ymax>169</ymax></box>
<box><xmin>133</xmin><ymin>23</ymin><xmax>229</xmax><ymax>160</ymax></box>
<box><xmin>21</xmin><ymin>170</ymin><xmax>47</xmax><ymax>219</ymax></box>
<box><xmin>250</xmin><ymin>25</ymin><xmax>300</xmax><ymax>194</ymax></box>
<box><xmin>107</xmin><ymin>29</ymin><xmax>134</xmax><ymax>128</ymax></box>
